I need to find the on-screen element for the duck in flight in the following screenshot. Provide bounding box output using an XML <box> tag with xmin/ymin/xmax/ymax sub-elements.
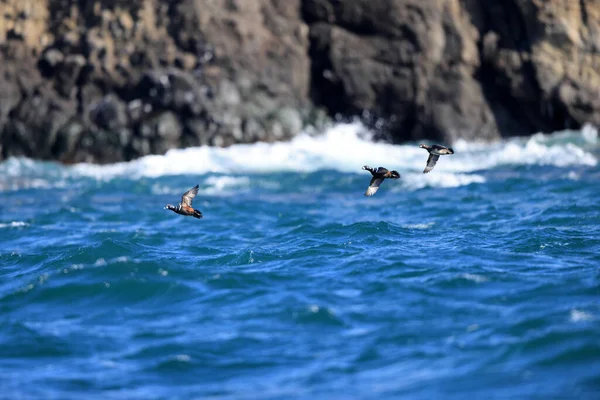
<box><xmin>165</xmin><ymin>185</ymin><xmax>203</xmax><ymax>219</ymax></box>
<box><xmin>362</xmin><ymin>166</ymin><xmax>401</xmax><ymax>196</ymax></box>
<box><xmin>419</xmin><ymin>144</ymin><xmax>454</xmax><ymax>173</ymax></box>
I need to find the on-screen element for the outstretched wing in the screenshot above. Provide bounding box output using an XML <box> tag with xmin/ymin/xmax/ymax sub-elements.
<box><xmin>181</xmin><ymin>185</ymin><xmax>199</xmax><ymax>207</ymax></box>
<box><xmin>365</xmin><ymin>177</ymin><xmax>384</xmax><ymax>196</ymax></box>
<box><xmin>423</xmin><ymin>154</ymin><xmax>440</xmax><ymax>173</ymax></box>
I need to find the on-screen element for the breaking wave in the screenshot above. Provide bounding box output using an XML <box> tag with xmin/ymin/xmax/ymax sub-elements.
<box><xmin>0</xmin><ymin>123</ymin><xmax>597</xmax><ymax>192</ymax></box>
<box><xmin>72</xmin><ymin>123</ymin><xmax>598</xmax><ymax>176</ymax></box>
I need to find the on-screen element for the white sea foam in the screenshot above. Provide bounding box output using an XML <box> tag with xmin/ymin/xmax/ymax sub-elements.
<box><xmin>1</xmin><ymin>123</ymin><xmax>597</xmax><ymax>190</ymax></box>
<box><xmin>151</xmin><ymin>183</ymin><xmax>182</xmax><ymax>196</ymax></box>
<box><xmin>0</xmin><ymin>221</ymin><xmax>29</xmax><ymax>228</ymax></box>
<box><xmin>400</xmin><ymin>172</ymin><xmax>486</xmax><ymax>191</ymax></box>
<box><xmin>174</xmin><ymin>354</ymin><xmax>191</xmax><ymax>363</ymax></box>
<box><xmin>460</xmin><ymin>273</ymin><xmax>488</xmax><ymax>283</ymax></box>
<box><xmin>581</xmin><ymin>123</ymin><xmax>599</xmax><ymax>144</ymax></box>
<box><xmin>402</xmin><ymin>222</ymin><xmax>435</xmax><ymax>230</ymax></box>
<box><xmin>70</xmin><ymin>122</ymin><xmax>598</xmax><ymax>177</ymax></box>
<box><xmin>203</xmin><ymin>176</ymin><xmax>251</xmax><ymax>194</ymax></box>
<box><xmin>570</xmin><ymin>309</ymin><xmax>595</xmax><ymax>322</ymax></box>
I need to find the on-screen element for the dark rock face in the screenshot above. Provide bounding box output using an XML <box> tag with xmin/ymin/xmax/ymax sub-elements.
<box><xmin>304</xmin><ymin>0</ymin><xmax>600</xmax><ymax>143</ymax></box>
<box><xmin>0</xmin><ymin>0</ymin><xmax>599</xmax><ymax>163</ymax></box>
<box><xmin>0</xmin><ymin>0</ymin><xmax>310</xmax><ymax>163</ymax></box>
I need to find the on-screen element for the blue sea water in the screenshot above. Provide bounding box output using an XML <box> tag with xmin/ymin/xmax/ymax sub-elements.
<box><xmin>1</xmin><ymin>123</ymin><xmax>599</xmax><ymax>399</ymax></box>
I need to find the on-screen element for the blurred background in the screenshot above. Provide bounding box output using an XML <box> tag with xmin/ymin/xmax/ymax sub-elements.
<box><xmin>0</xmin><ymin>0</ymin><xmax>598</xmax><ymax>163</ymax></box>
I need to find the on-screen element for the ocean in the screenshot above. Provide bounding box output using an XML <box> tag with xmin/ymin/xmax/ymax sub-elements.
<box><xmin>1</xmin><ymin>123</ymin><xmax>599</xmax><ymax>399</ymax></box>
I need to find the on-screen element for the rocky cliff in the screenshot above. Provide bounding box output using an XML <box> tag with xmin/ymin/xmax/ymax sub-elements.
<box><xmin>0</xmin><ymin>0</ymin><xmax>598</xmax><ymax>163</ymax></box>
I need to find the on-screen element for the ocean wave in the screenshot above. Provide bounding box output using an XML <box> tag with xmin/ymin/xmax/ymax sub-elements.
<box><xmin>0</xmin><ymin>123</ymin><xmax>597</xmax><ymax>185</ymax></box>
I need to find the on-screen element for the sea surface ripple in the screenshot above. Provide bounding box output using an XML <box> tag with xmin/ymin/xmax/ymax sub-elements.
<box><xmin>1</xmin><ymin>124</ymin><xmax>599</xmax><ymax>399</ymax></box>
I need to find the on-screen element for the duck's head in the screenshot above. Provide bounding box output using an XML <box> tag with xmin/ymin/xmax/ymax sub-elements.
<box><xmin>419</xmin><ymin>144</ymin><xmax>428</xmax><ymax>149</ymax></box>
<box><xmin>448</xmin><ymin>148</ymin><xmax>455</xmax><ymax>154</ymax></box>
<box><xmin>164</xmin><ymin>204</ymin><xmax>175</xmax><ymax>210</ymax></box>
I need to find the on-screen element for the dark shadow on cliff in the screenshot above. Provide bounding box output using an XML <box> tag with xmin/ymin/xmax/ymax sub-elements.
<box><xmin>472</xmin><ymin>0</ymin><xmax>579</xmax><ymax>137</ymax></box>
<box><xmin>301</xmin><ymin>1</ymin><xmax>443</xmax><ymax>144</ymax></box>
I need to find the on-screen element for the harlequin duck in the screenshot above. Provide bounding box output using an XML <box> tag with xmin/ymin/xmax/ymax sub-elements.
<box><xmin>362</xmin><ymin>165</ymin><xmax>401</xmax><ymax>196</ymax></box>
<box><xmin>165</xmin><ymin>184</ymin><xmax>203</xmax><ymax>219</ymax></box>
<box><xmin>419</xmin><ymin>144</ymin><xmax>454</xmax><ymax>173</ymax></box>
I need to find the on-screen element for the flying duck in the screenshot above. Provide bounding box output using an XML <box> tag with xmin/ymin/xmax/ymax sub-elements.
<box><xmin>165</xmin><ymin>184</ymin><xmax>203</xmax><ymax>219</ymax></box>
<box><xmin>419</xmin><ymin>144</ymin><xmax>454</xmax><ymax>173</ymax></box>
<box><xmin>362</xmin><ymin>165</ymin><xmax>401</xmax><ymax>196</ymax></box>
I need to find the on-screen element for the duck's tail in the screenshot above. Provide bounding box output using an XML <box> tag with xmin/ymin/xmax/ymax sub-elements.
<box><xmin>193</xmin><ymin>209</ymin><xmax>203</xmax><ymax>219</ymax></box>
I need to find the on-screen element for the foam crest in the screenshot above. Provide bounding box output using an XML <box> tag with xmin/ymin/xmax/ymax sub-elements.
<box><xmin>73</xmin><ymin>122</ymin><xmax>597</xmax><ymax>178</ymax></box>
<box><xmin>570</xmin><ymin>309</ymin><xmax>595</xmax><ymax>322</ymax></box>
<box><xmin>402</xmin><ymin>222</ymin><xmax>435</xmax><ymax>230</ymax></box>
<box><xmin>152</xmin><ymin>176</ymin><xmax>270</xmax><ymax>196</ymax></box>
<box><xmin>451</xmin><ymin>125</ymin><xmax>598</xmax><ymax>171</ymax></box>
<box><xmin>203</xmin><ymin>176</ymin><xmax>251</xmax><ymax>194</ymax></box>
<box><xmin>400</xmin><ymin>172</ymin><xmax>486</xmax><ymax>191</ymax></box>
<box><xmin>1</xmin><ymin>123</ymin><xmax>597</xmax><ymax>186</ymax></box>
<box><xmin>0</xmin><ymin>158</ymin><xmax>70</xmax><ymax>191</ymax></box>
<box><xmin>0</xmin><ymin>221</ymin><xmax>29</xmax><ymax>228</ymax></box>
<box><xmin>71</xmin><ymin>123</ymin><xmax>389</xmax><ymax>177</ymax></box>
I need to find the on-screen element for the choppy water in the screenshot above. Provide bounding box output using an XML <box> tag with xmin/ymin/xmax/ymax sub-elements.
<box><xmin>1</xmin><ymin>123</ymin><xmax>600</xmax><ymax>399</ymax></box>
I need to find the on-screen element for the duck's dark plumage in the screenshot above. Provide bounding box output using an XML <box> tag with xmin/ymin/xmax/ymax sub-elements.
<box><xmin>419</xmin><ymin>144</ymin><xmax>454</xmax><ymax>173</ymax></box>
<box><xmin>165</xmin><ymin>184</ymin><xmax>203</xmax><ymax>219</ymax></box>
<box><xmin>362</xmin><ymin>165</ymin><xmax>400</xmax><ymax>196</ymax></box>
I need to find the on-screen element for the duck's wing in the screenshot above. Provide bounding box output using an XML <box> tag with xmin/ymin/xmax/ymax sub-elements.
<box><xmin>365</xmin><ymin>177</ymin><xmax>384</xmax><ymax>196</ymax></box>
<box><xmin>181</xmin><ymin>185</ymin><xmax>199</xmax><ymax>207</ymax></box>
<box><xmin>423</xmin><ymin>154</ymin><xmax>440</xmax><ymax>173</ymax></box>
